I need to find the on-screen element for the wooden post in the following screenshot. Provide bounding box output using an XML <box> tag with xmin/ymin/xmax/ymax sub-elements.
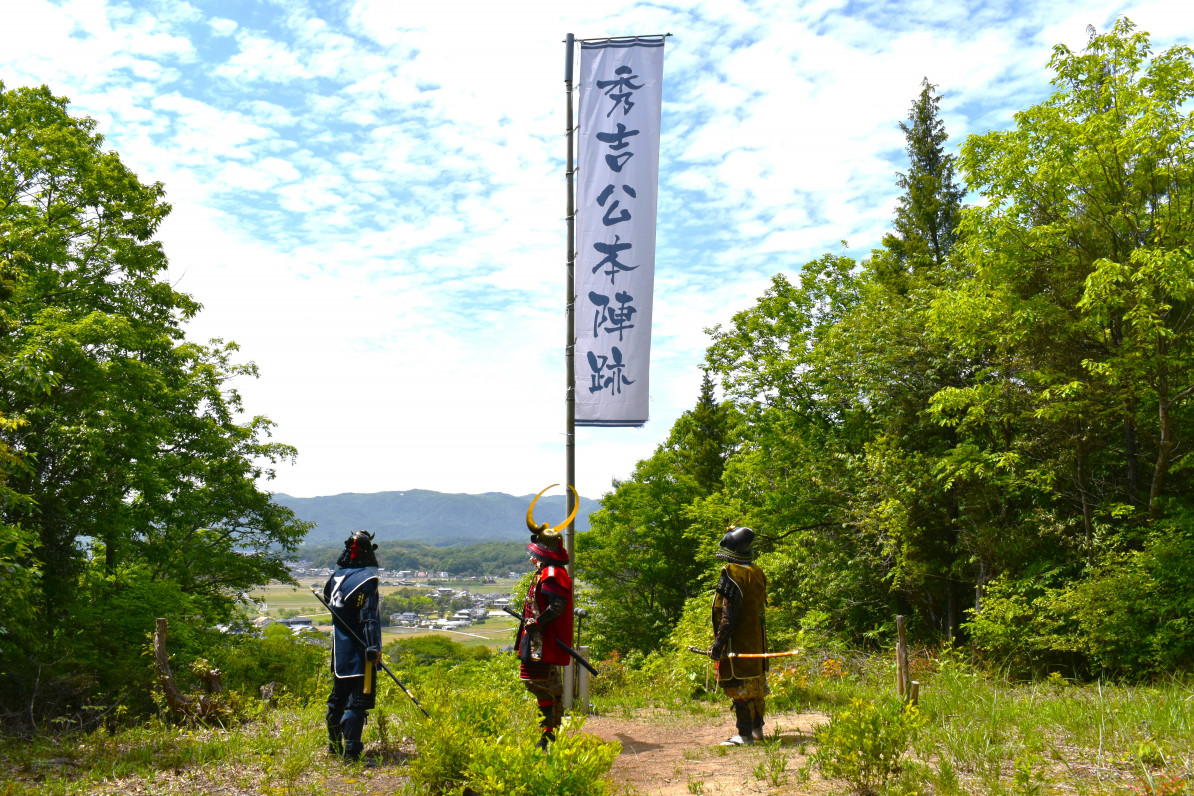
<box><xmin>896</xmin><ymin>615</ymin><xmax>910</xmax><ymax>700</ymax></box>
<box><xmin>909</xmin><ymin>680</ymin><xmax>920</xmax><ymax>706</ymax></box>
<box><xmin>152</xmin><ymin>617</ymin><xmax>228</xmax><ymax>722</ymax></box>
<box><xmin>563</xmin><ymin>661</ymin><xmax>575</xmax><ymax>710</ymax></box>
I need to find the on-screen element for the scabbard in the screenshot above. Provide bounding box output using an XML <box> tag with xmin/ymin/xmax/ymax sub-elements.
<box><xmin>363</xmin><ymin>659</ymin><xmax>374</xmax><ymax>694</ymax></box>
<box><xmin>503</xmin><ymin>606</ymin><xmax>597</xmax><ymax>676</ymax></box>
<box><xmin>557</xmin><ymin>639</ymin><xmax>600</xmax><ymax>677</ymax></box>
<box><xmin>688</xmin><ymin>646</ymin><xmax>802</xmax><ymax>660</ymax></box>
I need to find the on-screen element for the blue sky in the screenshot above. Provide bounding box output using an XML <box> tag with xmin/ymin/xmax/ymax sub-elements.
<box><xmin>3</xmin><ymin>0</ymin><xmax>1190</xmax><ymax>500</ymax></box>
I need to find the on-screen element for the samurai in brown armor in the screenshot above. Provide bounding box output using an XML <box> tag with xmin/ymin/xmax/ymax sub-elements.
<box><xmin>709</xmin><ymin>526</ymin><xmax>768</xmax><ymax>745</ymax></box>
<box><xmin>517</xmin><ymin>485</ymin><xmax>578</xmax><ymax>750</ymax></box>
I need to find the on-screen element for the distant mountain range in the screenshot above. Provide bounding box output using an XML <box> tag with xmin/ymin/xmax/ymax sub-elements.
<box><xmin>274</xmin><ymin>489</ymin><xmax>602</xmax><ymax>546</ymax></box>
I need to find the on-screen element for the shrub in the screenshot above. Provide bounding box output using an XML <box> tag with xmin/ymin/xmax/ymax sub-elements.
<box><xmin>963</xmin><ymin>572</ymin><xmax>1077</xmax><ymax>677</ymax></box>
<box><xmin>464</xmin><ymin>720</ymin><xmax>621</xmax><ymax>796</ymax></box>
<box><xmin>967</xmin><ymin>523</ymin><xmax>1194</xmax><ymax>678</ymax></box>
<box><xmin>812</xmin><ymin>697</ymin><xmax>925</xmax><ymax>795</ymax></box>
<box><xmin>387</xmin><ymin>634</ymin><xmax>472</xmax><ymax>667</ymax></box>
<box><xmin>403</xmin><ymin>655</ymin><xmax>620</xmax><ymax>795</ymax></box>
<box><xmin>207</xmin><ymin>631</ymin><xmax>325</xmax><ymax>700</ymax></box>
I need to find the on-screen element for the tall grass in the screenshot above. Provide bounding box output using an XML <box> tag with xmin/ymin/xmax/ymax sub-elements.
<box><xmin>913</xmin><ymin>666</ymin><xmax>1194</xmax><ymax>794</ymax></box>
<box><xmin>776</xmin><ymin>649</ymin><xmax>1194</xmax><ymax>794</ymax></box>
<box><xmin>2</xmin><ymin>639</ymin><xmax>1190</xmax><ymax>795</ymax></box>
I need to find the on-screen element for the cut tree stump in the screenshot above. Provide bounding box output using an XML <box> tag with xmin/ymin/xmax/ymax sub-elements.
<box><xmin>152</xmin><ymin>617</ymin><xmax>230</xmax><ymax>723</ymax></box>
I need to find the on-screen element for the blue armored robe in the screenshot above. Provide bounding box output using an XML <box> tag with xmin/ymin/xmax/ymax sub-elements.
<box><xmin>323</xmin><ymin>566</ymin><xmax>381</xmax><ymax>678</ymax></box>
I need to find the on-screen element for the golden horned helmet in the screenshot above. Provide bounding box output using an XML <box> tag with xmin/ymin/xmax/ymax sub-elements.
<box><xmin>525</xmin><ymin>484</ymin><xmax>579</xmax><ymax>564</ymax></box>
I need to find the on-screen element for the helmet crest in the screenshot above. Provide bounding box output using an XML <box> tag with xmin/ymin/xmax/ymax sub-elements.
<box><xmin>525</xmin><ymin>484</ymin><xmax>578</xmax><ymax>564</ymax></box>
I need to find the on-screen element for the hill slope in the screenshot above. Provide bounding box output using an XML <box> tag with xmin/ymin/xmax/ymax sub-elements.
<box><xmin>275</xmin><ymin>489</ymin><xmax>601</xmax><ymax>546</ymax></box>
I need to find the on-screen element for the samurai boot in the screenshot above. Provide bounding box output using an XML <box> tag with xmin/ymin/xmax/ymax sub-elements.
<box><xmin>326</xmin><ymin>694</ymin><xmax>345</xmax><ymax>756</ymax></box>
<box><xmin>535</xmin><ymin>702</ymin><xmax>557</xmax><ymax>751</ymax></box>
<box><xmin>720</xmin><ymin>700</ymin><xmax>755</xmax><ymax>746</ymax></box>
<box><xmin>340</xmin><ymin>707</ymin><xmax>367</xmax><ymax>762</ymax></box>
<box><xmin>752</xmin><ymin>708</ymin><xmax>766</xmax><ymax>741</ymax></box>
<box><xmin>327</xmin><ymin>727</ymin><xmax>345</xmax><ymax>757</ymax></box>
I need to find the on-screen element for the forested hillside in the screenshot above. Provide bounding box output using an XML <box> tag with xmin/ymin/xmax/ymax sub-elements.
<box><xmin>277</xmin><ymin>489</ymin><xmax>600</xmax><ymax>545</ymax></box>
<box><xmin>580</xmin><ymin>20</ymin><xmax>1194</xmax><ymax>679</ymax></box>
<box><xmin>298</xmin><ymin>540</ymin><xmax>532</xmax><ymax>576</ymax></box>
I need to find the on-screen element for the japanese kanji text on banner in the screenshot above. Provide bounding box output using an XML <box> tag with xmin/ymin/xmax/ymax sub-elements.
<box><xmin>575</xmin><ymin>38</ymin><xmax>665</xmax><ymax>427</ymax></box>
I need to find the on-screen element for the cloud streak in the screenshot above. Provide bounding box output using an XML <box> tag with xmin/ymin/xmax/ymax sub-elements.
<box><xmin>3</xmin><ymin>0</ymin><xmax>1188</xmax><ymax>500</ymax></box>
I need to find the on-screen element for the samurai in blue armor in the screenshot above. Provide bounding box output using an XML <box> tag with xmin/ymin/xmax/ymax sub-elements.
<box><xmin>323</xmin><ymin>530</ymin><xmax>382</xmax><ymax>761</ymax></box>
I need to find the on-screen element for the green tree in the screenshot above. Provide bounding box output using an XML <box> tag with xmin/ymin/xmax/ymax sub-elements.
<box><xmin>882</xmin><ymin>78</ymin><xmax>965</xmax><ymax>274</ymax></box>
<box><xmin>679</xmin><ymin>370</ymin><xmax>733</xmax><ymax>493</ymax></box>
<box><xmin>0</xmin><ymin>83</ymin><xmax>309</xmax><ymax>717</ymax></box>
<box><xmin>576</xmin><ymin>373</ymin><xmax>738</xmax><ymax>656</ymax></box>
<box><xmin>825</xmin><ymin>78</ymin><xmax>972</xmax><ymax>641</ymax></box>
<box><xmin>706</xmin><ymin>254</ymin><xmax>897</xmax><ymax>641</ymax></box>
<box><xmin>930</xmin><ymin>20</ymin><xmax>1194</xmax><ymax>673</ymax></box>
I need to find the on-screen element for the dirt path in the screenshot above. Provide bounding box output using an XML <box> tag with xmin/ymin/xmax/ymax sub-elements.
<box><xmin>583</xmin><ymin>708</ymin><xmax>830</xmax><ymax>795</ymax></box>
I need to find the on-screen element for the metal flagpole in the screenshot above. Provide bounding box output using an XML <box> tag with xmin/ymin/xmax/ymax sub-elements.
<box><xmin>563</xmin><ymin>31</ymin><xmax>578</xmax><ymax>710</ymax></box>
<box><xmin>564</xmin><ymin>31</ymin><xmax>577</xmax><ymax>583</ymax></box>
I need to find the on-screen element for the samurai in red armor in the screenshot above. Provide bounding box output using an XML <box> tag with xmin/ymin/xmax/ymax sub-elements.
<box><xmin>516</xmin><ymin>484</ymin><xmax>578</xmax><ymax>750</ymax></box>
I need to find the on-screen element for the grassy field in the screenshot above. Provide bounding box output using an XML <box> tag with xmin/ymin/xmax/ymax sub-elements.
<box><xmin>387</xmin><ymin>616</ymin><xmax>519</xmax><ymax>649</ymax></box>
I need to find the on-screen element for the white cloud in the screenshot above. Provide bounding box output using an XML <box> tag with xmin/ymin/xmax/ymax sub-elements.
<box><xmin>4</xmin><ymin>0</ymin><xmax>1191</xmax><ymax>501</ymax></box>
<box><xmin>216</xmin><ymin>33</ymin><xmax>311</xmax><ymax>82</ymax></box>
<box><xmin>210</xmin><ymin>17</ymin><xmax>237</xmax><ymax>36</ymax></box>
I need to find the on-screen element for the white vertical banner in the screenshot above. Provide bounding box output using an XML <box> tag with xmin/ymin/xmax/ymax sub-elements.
<box><xmin>575</xmin><ymin>38</ymin><xmax>665</xmax><ymax>427</ymax></box>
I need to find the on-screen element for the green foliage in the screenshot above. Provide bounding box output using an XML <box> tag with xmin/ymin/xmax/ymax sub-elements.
<box><xmin>0</xmin><ymin>413</ymin><xmax>39</xmax><ymax>676</ymax></box>
<box><xmin>207</xmin><ymin>631</ymin><xmax>325</xmax><ymax>700</ymax></box>
<box><xmin>379</xmin><ymin>587</ymin><xmax>443</xmax><ymax>623</ymax></box>
<box><xmin>401</xmin><ymin>655</ymin><xmax>620</xmax><ymax>795</ymax></box>
<box><xmin>0</xmin><ymin>81</ymin><xmax>308</xmax><ymax>721</ymax></box>
<box><xmin>67</xmin><ymin>562</ymin><xmax>209</xmax><ymax>711</ymax></box>
<box><xmin>577</xmin><ymin>376</ymin><xmax>738</xmax><ymax>658</ymax></box>
<box><xmin>463</xmin><ymin>722</ymin><xmax>622</xmax><ymax>796</ymax></box>
<box><xmin>812</xmin><ymin>697</ymin><xmax>925</xmax><ymax>795</ymax></box>
<box><xmin>967</xmin><ymin>518</ymin><xmax>1194</xmax><ymax>676</ymax></box>
<box><xmin>386</xmin><ymin>634</ymin><xmax>489</xmax><ymax>667</ymax></box>
<box><xmin>882</xmin><ymin>77</ymin><xmax>965</xmax><ymax>274</ymax></box>
<box><xmin>931</xmin><ymin>18</ymin><xmax>1194</xmax><ymax>619</ymax></box>
<box><xmin>568</xmin><ymin>18</ymin><xmax>1194</xmax><ymax>675</ymax></box>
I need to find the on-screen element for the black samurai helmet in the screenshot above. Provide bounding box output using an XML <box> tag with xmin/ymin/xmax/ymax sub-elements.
<box><xmin>337</xmin><ymin>530</ymin><xmax>379</xmax><ymax>568</ymax></box>
<box><xmin>716</xmin><ymin>526</ymin><xmax>755</xmax><ymax>563</ymax></box>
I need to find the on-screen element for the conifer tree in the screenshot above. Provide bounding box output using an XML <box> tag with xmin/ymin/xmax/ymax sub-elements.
<box><xmin>576</xmin><ymin>371</ymin><xmax>737</xmax><ymax>656</ymax></box>
<box><xmin>883</xmin><ymin>78</ymin><xmax>965</xmax><ymax>271</ymax></box>
<box><xmin>679</xmin><ymin>370</ymin><xmax>732</xmax><ymax>493</ymax></box>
